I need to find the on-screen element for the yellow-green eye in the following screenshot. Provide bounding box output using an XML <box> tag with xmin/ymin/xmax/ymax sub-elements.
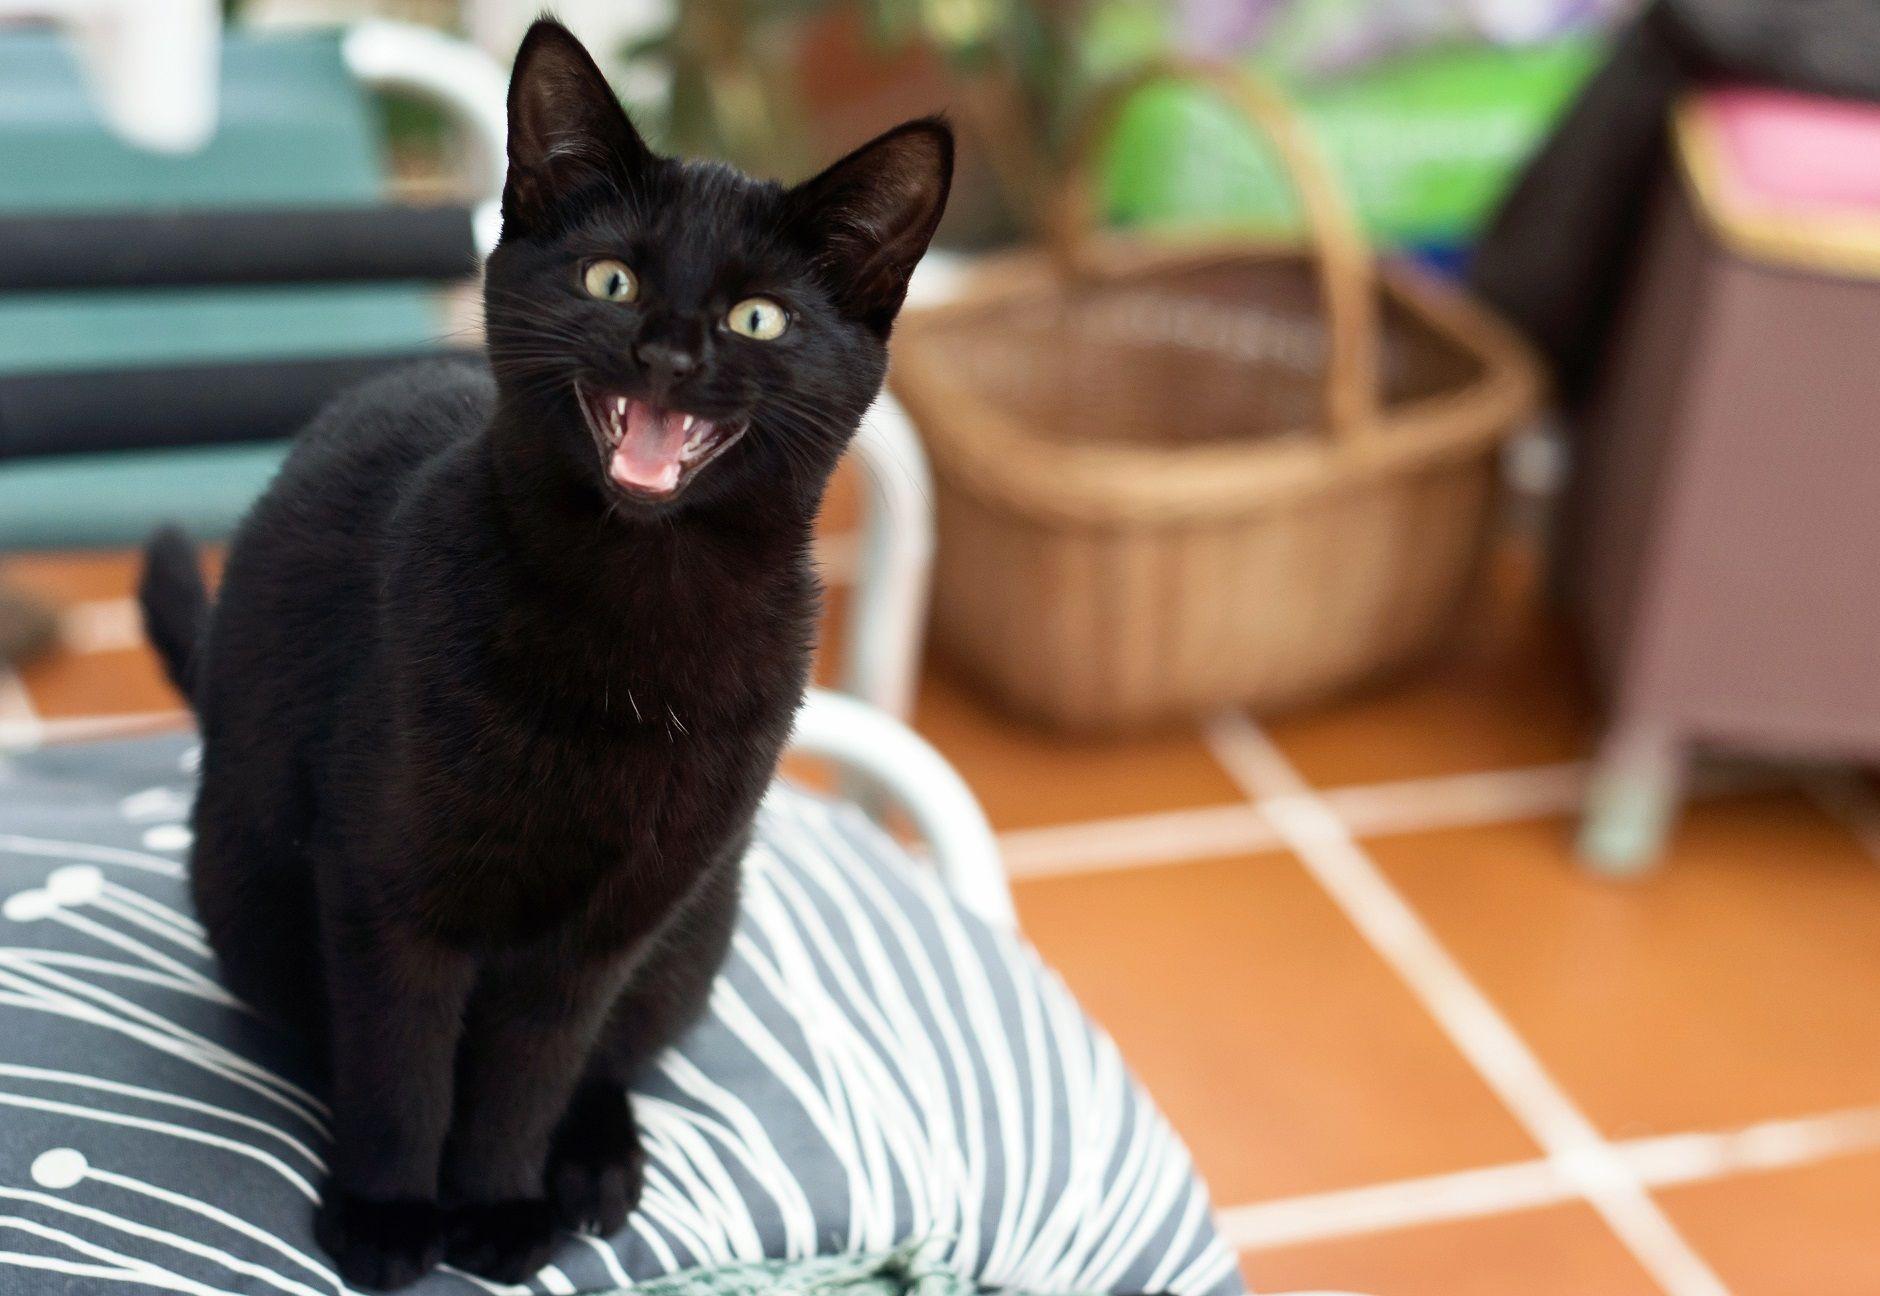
<box><xmin>726</xmin><ymin>297</ymin><xmax>788</xmax><ymax>340</ymax></box>
<box><xmin>583</xmin><ymin>259</ymin><xmax>638</xmax><ymax>302</ymax></box>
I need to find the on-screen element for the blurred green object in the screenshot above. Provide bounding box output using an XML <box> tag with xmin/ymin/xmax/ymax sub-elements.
<box><xmin>1100</xmin><ymin>37</ymin><xmax>1603</xmax><ymax>249</ymax></box>
<box><xmin>634</xmin><ymin>0</ymin><xmax>1601</xmax><ymax>249</ymax></box>
<box><xmin>0</xmin><ymin>29</ymin><xmax>441</xmax><ymax>548</ymax></box>
<box><xmin>795</xmin><ymin>0</ymin><xmax>1600</xmax><ymax>248</ymax></box>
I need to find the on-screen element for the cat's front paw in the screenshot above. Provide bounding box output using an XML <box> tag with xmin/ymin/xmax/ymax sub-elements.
<box><xmin>446</xmin><ymin>1198</ymin><xmax>558</xmax><ymax>1283</ymax></box>
<box><xmin>548</xmin><ymin>1081</ymin><xmax>645</xmax><ymax>1234</ymax></box>
<box><xmin>314</xmin><ymin>1190</ymin><xmax>446</xmax><ymax>1291</ymax></box>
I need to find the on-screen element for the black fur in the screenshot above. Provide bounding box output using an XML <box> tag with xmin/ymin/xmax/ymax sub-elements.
<box><xmin>139</xmin><ymin>19</ymin><xmax>949</xmax><ymax>1291</ymax></box>
<box><xmin>138</xmin><ymin>524</ymin><xmax>210</xmax><ymax>700</ymax></box>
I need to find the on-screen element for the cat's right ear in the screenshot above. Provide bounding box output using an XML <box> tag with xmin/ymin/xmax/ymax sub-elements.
<box><xmin>783</xmin><ymin>118</ymin><xmax>953</xmax><ymax>336</ymax></box>
<box><xmin>501</xmin><ymin>19</ymin><xmax>655</xmax><ymax>240</ymax></box>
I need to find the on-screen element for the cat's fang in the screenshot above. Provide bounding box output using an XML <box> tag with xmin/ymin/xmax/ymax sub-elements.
<box><xmin>578</xmin><ymin>385</ymin><xmax>738</xmax><ymax>498</ymax></box>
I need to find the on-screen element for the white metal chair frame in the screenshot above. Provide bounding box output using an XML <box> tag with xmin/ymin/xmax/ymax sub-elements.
<box><xmin>795</xmin><ymin>408</ymin><xmax>1015</xmax><ymax>930</ymax></box>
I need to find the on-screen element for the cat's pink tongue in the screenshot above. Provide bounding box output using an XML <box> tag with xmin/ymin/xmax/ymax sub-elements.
<box><xmin>610</xmin><ymin>402</ymin><xmax>686</xmax><ymax>494</ymax></box>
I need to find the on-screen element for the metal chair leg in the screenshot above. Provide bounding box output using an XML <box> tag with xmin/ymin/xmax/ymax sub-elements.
<box><xmin>1579</xmin><ymin>721</ymin><xmax>1685</xmax><ymax>877</ymax></box>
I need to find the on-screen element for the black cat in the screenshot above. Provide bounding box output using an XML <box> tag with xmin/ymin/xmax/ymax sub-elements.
<box><xmin>138</xmin><ymin>19</ymin><xmax>950</xmax><ymax>1290</ymax></box>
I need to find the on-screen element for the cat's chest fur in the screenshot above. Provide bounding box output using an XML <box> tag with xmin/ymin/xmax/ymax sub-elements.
<box><xmin>367</xmin><ymin>447</ymin><xmax>815</xmax><ymax>950</ymax></box>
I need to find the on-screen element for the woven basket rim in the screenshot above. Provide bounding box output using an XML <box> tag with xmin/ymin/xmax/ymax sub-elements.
<box><xmin>891</xmin><ymin>238</ymin><xmax>1544</xmax><ymax>527</ymax></box>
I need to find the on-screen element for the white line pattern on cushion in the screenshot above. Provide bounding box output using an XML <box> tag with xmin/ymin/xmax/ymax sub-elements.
<box><xmin>0</xmin><ymin>736</ymin><xmax>1243</xmax><ymax>1296</ymax></box>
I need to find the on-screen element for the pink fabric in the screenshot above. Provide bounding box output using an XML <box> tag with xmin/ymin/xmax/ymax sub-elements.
<box><xmin>1702</xmin><ymin>87</ymin><xmax>1880</xmax><ymax>214</ymax></box>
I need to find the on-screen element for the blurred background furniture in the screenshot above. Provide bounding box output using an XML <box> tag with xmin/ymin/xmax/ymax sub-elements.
<box><xmin>1470</xmin><ymin>0</ymin><xmax>1880</xmax><ymax>408</ymax></box>
<box><xmin>896</xmin><ymin>63</ymin><xmax>1539</xmax><ymax>732</ymax></box>
<box><xmin>0</xmin><ymin>0</ymin><xmax>221</xmax><ymax>151</ymax></box>
<box><xmin>0</xmin><ymin>14</ymin><xmax>505</xmax><ymax>548</ymax></box>
<box><xmin>1565</xmin><ymin>87</ymin><xmax>1880</xmax><ymax>872</ymax></box>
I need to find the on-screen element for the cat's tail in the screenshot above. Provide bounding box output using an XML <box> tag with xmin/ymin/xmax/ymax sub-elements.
<box><xmin>138</xmin><ymin>525</ymin><xmax>212</xmax><ymax>709</ymax></box>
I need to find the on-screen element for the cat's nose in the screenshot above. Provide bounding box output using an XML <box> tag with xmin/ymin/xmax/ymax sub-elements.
<box><xmin>634</xmin><ymin>340</ymin><xmax>698</xmax><ymax>388</ymax></box>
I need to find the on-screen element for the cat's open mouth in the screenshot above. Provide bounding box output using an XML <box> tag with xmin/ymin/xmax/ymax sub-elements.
<box><xmin>577</xmin><ymin>385</ymin><xmax>745</xmax><ymax>501</ymax></box>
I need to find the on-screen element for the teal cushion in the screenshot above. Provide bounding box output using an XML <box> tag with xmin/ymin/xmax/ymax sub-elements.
<box><xmin>0</xmin><ymin>443</ymin><xmax>286</xmax><ymax>549</ymax></box>
<box><xmin>0</xmin><ymin>29</ymin><xmax>442</xmax><ymax>377</ymax></box>
<box><xmin>0</xmin><ymin>29</ymin><xmax>445</xmax><ymax>542</ymax></box>
<box><xmin>0</xmin><ymin>30</ymin><xmax>381</xmax><ymax>213</ymax></box>
<box><xmin>0</xmin><ymin>285</ymin><xmax>440</xmax><ymax>376</ymax></box>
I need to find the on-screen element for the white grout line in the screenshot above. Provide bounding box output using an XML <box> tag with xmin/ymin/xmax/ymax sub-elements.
<box><xmin>1203</xmin><ymin>711</ymin><xmax>1733</xmax><ymax>1296</ymax></box>
<box><xmin>0</xmin><ymin>709</ymin><xmax>190</xmax><ymax>751</ymax></box>
<box><xmin>1327</xmin><ymin>762</ymin><xmax>1587</xmax><ymax>836</ymax></box>
<box><xmin>1329</xmin><ymin>758</ymin><xmax>1769</xmax><ymax>843</ymax></box>
<box><xmin>1220</xmin><ymin>1157</ymin><xmax>1569</xmax><ymax>1251</ymax></box>
<box><xmin>997</xmin><ymin>765</ymin><xmax>1589</xmax><ymax>880</ymax></box>
<box><xmin>1620</xmin><ymin>1104</ymin><xmax>1880</xmax><ymax>1183</ymax></box>
<box><xmin>1002</xmin><ymin>804</ymin><xmax>1277</xmax><ymax>877</ymax></box>
<box><xmin>58</xmin><ymin>597</ymin><xmax>145</xmax><ymax>655</ymax></box>
<box><xmin>998</xmin><ymin>765</ymin><xmax>1587</xmax><ymax>879</ymax></box>
<box><xmin>998</xmin><ymin>759</ymin><xmax>1777</xmax><ymax>882</ymax></box>
<box><xmin>0</xmin><ymin>669</ymin><xmax>43</xmax><ymax>748</ymax></box>
<box><xmin>1219</xmin><ymin>1103</ymin><xmax>1880</xmax><ymax>1253</ymax></box>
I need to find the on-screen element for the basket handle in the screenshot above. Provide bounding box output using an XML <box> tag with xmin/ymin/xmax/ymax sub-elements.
<box><xmin>1050</xmin><ymin>59</ymin><xmax>1384</xmax><ymax>445</ymax></box>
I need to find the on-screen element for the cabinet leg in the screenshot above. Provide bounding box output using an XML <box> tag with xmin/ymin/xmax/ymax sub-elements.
<box><xmin>1579</xmin><ymin>723</ymin><xmax>1685</xmax><ymax>878</ymax></box>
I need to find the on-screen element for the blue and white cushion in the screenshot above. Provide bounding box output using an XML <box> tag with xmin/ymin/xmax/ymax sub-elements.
<box><xmin>0</xmin><ymin>736</ymin><xmax>1243</xmax><ymax>1296</ymax></box>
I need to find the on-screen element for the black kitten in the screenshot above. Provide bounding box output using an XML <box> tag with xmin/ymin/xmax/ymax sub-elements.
<box><xmin>138</xmin><ymin>19</ymin><xmax>949</xmax><ymax>1291</ymax></box>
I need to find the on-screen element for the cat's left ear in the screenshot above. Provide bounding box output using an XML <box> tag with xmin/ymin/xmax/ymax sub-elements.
<box><xmin>501</xmin><ymin>19</ymin><xmax>656</xmax><ymax>240</ymax></box>
<box><xmin>786</xmin><ymin>118</ymin><xmax>954</xmax><ymax>335</ymax></box>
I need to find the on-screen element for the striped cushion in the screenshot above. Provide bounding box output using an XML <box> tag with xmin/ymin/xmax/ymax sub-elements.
<box><xmin>0</xmin><ymin>736</ymin><xmax>1242</xmax><ymax>1296</ymax></box>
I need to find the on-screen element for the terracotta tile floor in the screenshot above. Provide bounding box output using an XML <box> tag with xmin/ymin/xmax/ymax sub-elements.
<box><xmin>1261</xmin><ymin>553</ymin><xmax>1597</xmax><ymax>791</ymax></box>
<box><xmin>1374</xmin><ymin>798</ymin><xmax>1880</xmax><ymax>1140</ymax></box>
<box><xmin>1242</xmin><ymin>1204</ymin><xmax>1663</xmax><ymax>1296</ymax></box>
<box><xmin>916</xmin><ymin>666</ymin><xmax>1248</xmax><ymax>831</ymax></box>
<box><xmin>5</xmin><ymin>536</ymin><xmax>1879</xmax><ymax>1296</ymax></box>
<box><xmin>1014</xmin><ymin>853</ymin><xmax>1539</xmax><ymax>1203</ymax></box>
<box><xmin>1658</xmin><ymin>1151</ymin><xmax>1880</xmax><ymax>1296</ymax></box>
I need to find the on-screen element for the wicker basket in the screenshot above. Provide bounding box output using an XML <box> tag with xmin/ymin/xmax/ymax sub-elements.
<box><xmin>891</xmin><ymin>61</ymin><xmax>1543</xmax><ymax>731</ymax></box>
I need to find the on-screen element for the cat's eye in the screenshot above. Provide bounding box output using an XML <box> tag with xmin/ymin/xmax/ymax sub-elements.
<box><xmin>726</xmin><ymin>297</ymin><xmax>788</xmax><ymax>341</ymax></box>
<box><xmin>583</xmin><ymin>259</ymin><xmax>639</xmax><ymax>302</ymax></box>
